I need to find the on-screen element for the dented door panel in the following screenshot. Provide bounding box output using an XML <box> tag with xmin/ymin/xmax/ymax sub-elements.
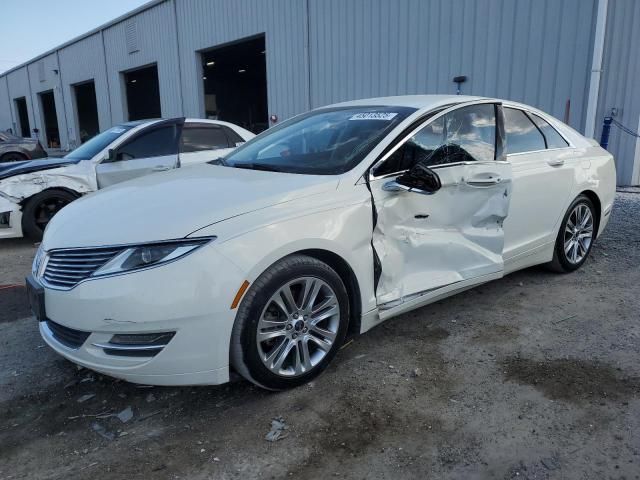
<box><xmin>371</xmin><ymin>161</ymin><xmax>512</xmax><ymax>306</ymax></box>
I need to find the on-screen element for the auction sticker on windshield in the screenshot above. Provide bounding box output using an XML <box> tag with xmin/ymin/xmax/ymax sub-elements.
<box><xmin>349</xmin><ymin>112</ymin><xmax>398</xmax><ymax>121</ymax></box>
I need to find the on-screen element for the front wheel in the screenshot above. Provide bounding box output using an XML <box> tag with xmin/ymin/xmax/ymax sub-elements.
<box><xmin>21</xmin><ymin>189</ymin><xmax>77</xmax><ymax>241</ymax></box>
<box><xmin>230</xmin><ymin>255</ymin><xmax>349</xmax><ymax>390</ymax></box>
<box><xmin>1</xmin><ymin>152</ymin><xmax>27</xmax><ymax>162</ymax></box>
<box><xmin>548</xmin><ymin>194</ymin><xmax>597</xmax><ymax>272</ymax></box>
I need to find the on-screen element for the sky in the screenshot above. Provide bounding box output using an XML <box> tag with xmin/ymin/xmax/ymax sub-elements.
<box><xmin>0</xmin><ymin>0</ymin><xmax>150</xmax><ymax>74</ymax></box>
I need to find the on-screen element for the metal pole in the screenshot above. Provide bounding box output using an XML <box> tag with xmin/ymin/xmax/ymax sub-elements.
<box><xmin>600</xmin><ymin>116</ymin><xmax>612</xmax><ymax>149</ymax></box>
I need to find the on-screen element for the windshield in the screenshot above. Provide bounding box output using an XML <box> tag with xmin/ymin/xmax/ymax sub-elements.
<box><xmin>64</xmin><ymin>125</ymin><xmax>134</xmax><ymax>160</ymax></box>
<box><xmin>224</xmin><ymin>106</ymin><xmax>416</xmax><ymax>174</ymax></box>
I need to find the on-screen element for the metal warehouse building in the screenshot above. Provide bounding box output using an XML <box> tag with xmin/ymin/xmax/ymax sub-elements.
<box><xmin>0</xmin><ymin>0</ymin><xmax>638</xmax><ymax>185</ymax></box>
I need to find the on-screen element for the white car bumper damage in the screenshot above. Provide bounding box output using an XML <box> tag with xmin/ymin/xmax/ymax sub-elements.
<box><xmin>0</xmin><ymin>194</ymin><xmax>23</xmax><ymax>239</ymax></box>
<box><xmin>0</xmin><ymin>162</ymin><xmax>97</xmax><ymax>239</ymax></box>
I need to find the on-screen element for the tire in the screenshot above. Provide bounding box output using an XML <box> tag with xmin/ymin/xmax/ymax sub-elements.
<box><xmin>21</xmin><ymin>189</ymin><xmax>77</xmax><ymax>241</ymax></box>
<box><xmin>230</xmin><ymin>254</ymin><xmax>349</xmax><ymax>390</ymax></box>
<box><xmin>1</xmin><ymin>152</ymin><xmax>27</xmax><ymax>162</ymax></box>
<box><xmin>547</xmin><ymin>194</ymin><xmax>597</xmax><ymax>273</ymax></box>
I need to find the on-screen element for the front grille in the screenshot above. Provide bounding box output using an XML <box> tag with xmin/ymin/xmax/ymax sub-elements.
<box><xmin>46</xmin><ymin>319</ymin><xmax>91</xmax><ymax>349</ymax></box>
<box><xmin>43</xmin><ymin>247</ymin><xmax>125</xmax><ymax>288</ymax></box>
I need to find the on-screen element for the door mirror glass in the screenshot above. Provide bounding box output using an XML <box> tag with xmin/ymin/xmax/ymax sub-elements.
<box><xmin>395</xmin><ymin>164</ymin><xmax>442</xmax><ymax>194</ymax></box>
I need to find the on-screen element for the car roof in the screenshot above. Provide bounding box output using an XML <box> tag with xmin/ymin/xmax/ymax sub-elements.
<box><xmin>325</xmin><ymin>94</ymin><xmax>486</xmax><ymax>110</ymax></box>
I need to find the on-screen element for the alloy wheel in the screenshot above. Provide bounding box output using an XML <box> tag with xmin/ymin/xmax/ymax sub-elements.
<box><xmin>256</xmin><ymin>277</ymin><xmax>341</xmax><ymax>377</ymax></box>
<box><xmin>563</xmin><ymin>203</ymin><xmax>594</xmax><ymax>264</ymax></box>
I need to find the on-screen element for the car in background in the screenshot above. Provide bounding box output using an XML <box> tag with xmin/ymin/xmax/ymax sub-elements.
<box><xmin>0</xmin><ymin>118</ymin><xmax>253</xmax><ymax>240</ymax></box>
<box><xmin>0</xmin><ymin>131</ymin><xmax>48</xmax><ymax>163</ymax></box>
<box><xmin>28</xmin><ymin>95</ymin><xmax>616</xmax><ymax>390</ymax></box>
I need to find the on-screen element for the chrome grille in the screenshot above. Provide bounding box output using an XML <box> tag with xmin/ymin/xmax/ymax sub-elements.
<box><xmin>43</xmin><ymin>247</ymin><xmax>125</xmax><ymax>288</ymax></box>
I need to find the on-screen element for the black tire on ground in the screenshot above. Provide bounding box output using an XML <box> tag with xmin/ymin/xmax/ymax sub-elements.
<box><xmin>1</xmin><ymin>152</ymin><xmax>27</xmax><ymax>162</ymax></box>
<box><xmin>21</xmin><ymin>189</ymin><xmax>77</xmax><ymax>241</ymax></box>
<box><xmin>230</xmin><ymin>254</ymin><xmax>349</xmax><ymax>390</ymax></box>
<box><xmin>547</xmin><ymin>194</ymin><xmax>597</xmax><ymax>273</ymax></box>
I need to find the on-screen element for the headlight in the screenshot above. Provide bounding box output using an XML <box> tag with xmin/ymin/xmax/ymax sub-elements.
<box><xmin>92</xmin><ymin>237</ymin><xmax>214</xmax><ymax>277</ymax></box>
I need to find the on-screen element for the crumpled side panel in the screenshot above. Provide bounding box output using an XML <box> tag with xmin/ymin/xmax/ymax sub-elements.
<box><xmin>371</xmin><ymin>162</ymin><xmax>512</xmax><ymax>307</ymax></box>
<box><xmin>0</xmin><ymin>162</ymin><xmax>97</xmax><ymax>203</ymax></box>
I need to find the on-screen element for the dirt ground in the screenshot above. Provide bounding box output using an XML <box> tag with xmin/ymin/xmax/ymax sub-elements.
<box><xmin>1</xmin><ymin>191</ymin><xmax>639</xmax><ymax>480</ymax></box>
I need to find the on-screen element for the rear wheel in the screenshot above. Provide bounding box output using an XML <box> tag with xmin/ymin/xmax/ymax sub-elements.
<box><xmin>548</xmin><ymin>194</ymin><xmax>596</xmax><ymax>272</ymax></box>
<box><xmin>230</xmin><ymin>255</ymin><xmax>349</xmax><ymax>390</ymax></box>
<box><xmin>1</xmin><ymin>152</ymin><xmax>27</xmax><ymax>162</ymax></box>
<box><xmin>21</xmin><ymin>189</ymin><xmax>77</xmax><ymax>241</ymax></box>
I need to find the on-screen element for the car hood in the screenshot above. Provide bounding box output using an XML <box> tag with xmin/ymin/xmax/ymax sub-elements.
<box><xmin>0</xmin><ymin>157</ymin><xmax>82</xmax><ymax>180</ymax></box>
<box><xmin>43</xmin><ymin>164</ymin><xmax>340</xmax><ymax>249</ymax></box>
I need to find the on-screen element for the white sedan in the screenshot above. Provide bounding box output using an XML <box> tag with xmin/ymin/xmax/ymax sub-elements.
<box><xmin>0</xmin><ymin>118</ymin><xmax>253</xmax><ymax>240</ymax></box>
<box><xmin>28</xmin><ymin>95</ymin><xmax>616</xmax><ymax>390</ymax></box>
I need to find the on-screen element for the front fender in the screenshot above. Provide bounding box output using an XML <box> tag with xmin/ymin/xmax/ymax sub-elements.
<box><xmin>195</xmin><ymin>194</ymin><xmax>378</xmax><ymax>319</ymax></box>
<box><xmin>0</xmin><ymin>162</ymin><xmax>97</xmax><ymax>203</ymax></box>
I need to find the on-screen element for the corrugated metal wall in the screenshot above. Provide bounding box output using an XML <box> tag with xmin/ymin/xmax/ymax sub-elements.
<box><xmin>5</xmin><ymin>67</ymin><xmax>35</xmax><ymax>138</ymax></box>
<box><xmin>175</xmin><ymin>0</ymin><xmax>310</xmax><ymax>121</ymax></box>
<box><xmin>0</xmin><ymin>0</ymin><xmax>637</xmax><ymax>184</ymax></box>
<box><xmin>26</xmin><ymin>52</ymin><xmax>69</xmax><ymax>149</ymax></box>
<box><xmin>595</xmin><ymin>0</ymin><xmax>640</xmax><ymax>186</ymax></box>
<box><xmin>102</xmin><ymin>0</ymin><xmax>182</xmax><ymax>122</ymax></box>
<box><xmin>58</xmin><ymin>32</ymin><xmax>112</xmax><ymax>149</ymax></box>
<box><xmin>308</xmin><ymin>0</ymin><xmax>596</xmax><ymax>133</ymax></box>
<box><xmin>0</xmin><ymin>77</ymin><xmax>11</xmax><ymax>131</ymax></box>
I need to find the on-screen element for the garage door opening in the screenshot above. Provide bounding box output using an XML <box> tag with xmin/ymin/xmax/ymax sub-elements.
<box><xmin>73</xmin><ymin>81</ymin><xmax>100</xmax><ymax>143</ymax></box>
<box><xmin>201</xmin><ymin>35</ymin><xmax>267</xmax><ymax>133</ymax></box>
<box><xmin>124</xmin><ymin>64</ymin><xmax>161</xmax><ymax>121</ymax></box>
<box><xmin>38</xmin><ymin>90</ymin><xmax>60</xmax><ymax>148</ymax></box>
<box><xmin>14</xmin><ymin>97</ymin><xmax>30</xmax><ymax>137</ymax></box>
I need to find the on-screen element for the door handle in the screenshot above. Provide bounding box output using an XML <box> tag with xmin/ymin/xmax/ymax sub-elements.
<box><xmin>152</xmin><ymin>165</ymin><xmax>171</xmax><ymax>172</ymax></box>
<box><xmin>466</xmin><ymin>176</ymin><xmax>501</xmax><ymax>187</ymax></box>
<box><xmin>547</xmin><ymin>159</ymin><xmax>565</xmax><ymax>167</ymax></box>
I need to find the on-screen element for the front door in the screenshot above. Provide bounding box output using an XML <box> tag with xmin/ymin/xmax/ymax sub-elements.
<box><xmin>96</xmin><ymin>120</ymin><xmax>182</xmax><ymax>188</ymax></box>
<box><xmin>368</xmin><ymin>103</ymin><xmax>513</xmax><ymax>307</ymax></box>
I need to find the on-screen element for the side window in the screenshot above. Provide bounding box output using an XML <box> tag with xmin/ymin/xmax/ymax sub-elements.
<box><xmin>529</xmin><ymin>113</ymin><xmax>569</xmax><ymax>149</ymax></box>
<box><xmin>223</xmin><ymin>126</ymin><xmax>244</xmax><ymax>145</ymax></box>
<box><xmin>374</xmin><ymin>104</ymin><xmax>496</xmax><ymax>176</ymax></box>
<box><xmin>504</xmin><ymin>108</ymin><xmax>545</xmax><ymax>154</ymax></box>
<box><xmin>181</xmin><ymin>126</ymin><xmax>230</xmax><ymax>153</ymax></box>
<box><xmin>116</xmin><ymin>125</ymin><xmax>178</xmax><ymax>161</ymax></box>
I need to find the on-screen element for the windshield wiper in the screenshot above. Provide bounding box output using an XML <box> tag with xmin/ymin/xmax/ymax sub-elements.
<box><xmin>231</xmin><ymin>163</ymin><xmax>285</xmax><ymax>173</ymax></box>
<box><xmin>207</xmin><ymin>157</ymin><xmax>228</xmax><ymax>166</ymax></box>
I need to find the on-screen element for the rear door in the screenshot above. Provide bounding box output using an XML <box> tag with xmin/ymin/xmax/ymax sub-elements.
<box><xmin>501</xmin><ymin>107</ymin><xmax>575</xmax><ymax>261</ymax></box>
<box><xmin>368</xmin><ymin>103</ymin><xmax>513</xmax><ymax>308</ymax></box>
<box><xmin>96</xmin><ymin>120</ymin><xmax>182</xmax><ymax>188</ymax></box>
<box><xmin>179</xmin><ymin>123</ymin><xmax>236</xmax><ymax>167</ymax></box>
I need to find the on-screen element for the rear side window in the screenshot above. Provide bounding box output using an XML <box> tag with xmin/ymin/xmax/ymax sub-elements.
<box><xmin>223</xmin><ymin>126</ymin><xmax>244</xmax><ymax>145</ymax></box>
<box><xmin>181</xmin><ymin>126</ymin><xmax>230</xmax><ymax>152</ymax></box>
<box><xmin>116</xmin><ymin>125</ymin><xmax>178</xmax><ymax>161</ymax></box>
<box><xmin>504</xmin><ymin>108</ymin><xmax>545</xmax><ymax>154</ymax></box>
<box><xmin>529</xmin><ymin>113</ymin><xmax>569</xmax><ymax>149</ymax></box>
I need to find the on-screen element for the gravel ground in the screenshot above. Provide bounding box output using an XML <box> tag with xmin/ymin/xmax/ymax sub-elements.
<box><xmin>0</xmin><ymin>191</ymin><xmax>639</xmax><ymax>480</ymax></box>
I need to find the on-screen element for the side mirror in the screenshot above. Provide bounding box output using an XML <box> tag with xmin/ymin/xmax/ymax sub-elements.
<box><xmin>105</xmin><ymin>149</ymin><xmax>116</xmax><ymax>162</ymax></box>
<box><xmin>385</xmin><ymin>164</ymin><xmax>441</xmax><ymax>195</ymax></box>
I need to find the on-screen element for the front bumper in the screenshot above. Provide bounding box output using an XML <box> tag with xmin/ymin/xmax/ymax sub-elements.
<box><xmin>37</xmin><ymin>244</ymin><xmax>246</xmax><ymax>385</ymax></box>
<box><xmin>0</xmin><ymin>196</ymin><xmax>23</xmax><ymax>239</ymax></box>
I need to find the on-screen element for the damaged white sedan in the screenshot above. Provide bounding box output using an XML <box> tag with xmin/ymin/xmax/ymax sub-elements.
<box><xmin>28</xmin><ymin>95</ymin><xmax>616</xmax><ymax>390</ymax></box>
<box><xmin>0</xmin><ymin>118</ymin><xmax>253</xmax><ymax>240</ymax></box>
